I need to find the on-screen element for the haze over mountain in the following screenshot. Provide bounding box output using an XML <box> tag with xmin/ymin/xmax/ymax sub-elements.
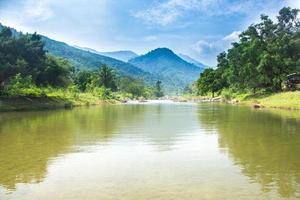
<box><xmin>74</xmin><ymin>46</ymin><xmax>138</xmax><ymax>62</ymax></box>
<box><xmin>0</xmin><ymin>0</ymin><xmax>297</xmax><ymax>66</ymax></box>
<box><xmin>42</xmin><ymin>36</ymin><xmax>156</xmax><ymax>84</ymax></box>
<box><xmin>97</xmin><ymin>51</ymin><xmax>138</xmax><ymax>62</ymax></box>
<box><xmin>1</xmin><ymin>23</ymin><xmax>157</xmax><ymax>84</ymax></box>
<box><xmin>0</xmin><ymin>23</ymin><xmax>204</xmax><ymax>94</ymax></box>
<box><xmin>129</xmin><ymin>48</ymin><xmax>203</xmax><ymax>92</ymax></box>
<box><xmin>178</xmin><ymin>54</ymin><xmax>208</xmax><ymax>69</ymax></box>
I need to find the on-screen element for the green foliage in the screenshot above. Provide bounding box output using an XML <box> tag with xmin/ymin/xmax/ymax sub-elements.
<box><xmin>0</xmin><ymin>26</ymin><xmax>151</xmax><ymax>101</ymax></box>
<box><xmin>98</xmin><ymin>64</ymin><xmax>117</xmax><ymax>91</ymax></box>
<box><xmin>39</xmin><ymin>55</ymin><xmax>73</xmax><ymax>87</ymax></box>
<box><xmin>5</xmin><ymin>74</ymin><xmax>44</xmax><ymax>97</ymax></box>
<box><xmin>154</xmin><ymin>80</ymin><xmax>164</xmax><ymax>98</ymax></box>
<box><xmin>128</xmin><ymin>48</ymin><xmax>203</xmax><ymax>93</ymax></box>
<box><xmin>196</xmin><ymin>69</ymin><xmax>221</xmax><ymax>97</ymax></box>
<box><xmin>0</xmin><ymin>24</ymin><xmax>161</xmax><ymax>102</ymax></box>
<box><xmin>0</xmin><ymin>28</ymin><xmax>72</xmax><ymax>91</ymax></box>
<box><xmin>74</xmin><ymin>70</ymin><xmax>96</xmax><ymax>92</ymax></box>
<box><xmin>196</xmin><ymin>7</ymin><xmax>300</xmax><ymax>97</ymax></box>
<box><xmin>118</xmin><ymin>77</ymin><xmax>145</xmax><ymax>98</ymax></box>
<box><xmin>42</xmin><ymin>35</ymin><xmax>157</xmax><ymax>87</ymax></box>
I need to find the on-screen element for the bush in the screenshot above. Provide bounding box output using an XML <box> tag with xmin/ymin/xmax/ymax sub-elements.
<box><xmin>5</xmin><ymin>74</ymin><xmax>44</xmax><ymax>97</ymax></box>
<box><xmin>67</xmin><ymin>84</ymin><xmax>80</xmax><ymax>99</ymax></box>
<box><xmin>221</xmin><ymin>89</ymin><xmax>233</xmax><ymax>101</ymax></box>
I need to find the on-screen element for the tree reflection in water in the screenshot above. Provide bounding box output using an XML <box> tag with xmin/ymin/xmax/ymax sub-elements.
<box><xmin>0</xmin><ymin>105</ymin><xmax>146</xmax><ymax>190</ymax></box>
<box><xmin>197</xmin><ymin>104</ymin><xmax>300</xmax><ymax>198</ymax></box>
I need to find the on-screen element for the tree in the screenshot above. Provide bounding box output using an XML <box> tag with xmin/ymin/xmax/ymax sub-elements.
<box><xmin>74</xmin><ymin>70</ymin><xmax>96</xmax><ymax>92</ymax></box>
<box><xmin>196</xmin><ymin>7</ymin><xmax>300</xmax><ymax>95</ymax></box>
<box><xmin>98</xmin><ymin>64</ymin><xmax>117</xmax><ymax>91</ymax></box>
<box><xmin>122</xmin><ymin>77</ymin><xmax>145</xmax><ymax>98</ymax></box>
<box><xmin>0</xmin><ymin>26</ymin><xmax>72</xmax><ymax>91</ymax></box>
<box><xmin>154</xmin><ymin>80</ymin><xmax>164</xmax><ymax>97</ymax></box>
<box><xmin>197</xmin><ymin>68</ymin><xmax>218</xmax><ymax>97</ymax></box>
<box><xmin>37</xmin><ymin>55</ymin><xmax>72</xmax><ymax>87</ymax></box>
<box><xmin>0</xmin><ymin>27</ymin><xmax>12</xmax><ymax>38</ymax></box>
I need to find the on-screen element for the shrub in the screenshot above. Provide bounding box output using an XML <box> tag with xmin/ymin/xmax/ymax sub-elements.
<box><xmin>5</xmin><ymin>74</ymin><xmax>44</xmax><ymax>97</ymax></box>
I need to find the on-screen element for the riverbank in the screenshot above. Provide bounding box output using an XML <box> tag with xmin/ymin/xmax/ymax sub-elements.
<box><xmin>0</xmin><ymin>91</ymin><xmax>121</xmax><ymax>112</ymax></box>
<box><xmin>0</xmin><ymin>96</ymin><xmax>71</xmax><ymax>111</ymax></box>
<box><xmin>0</xmin><ymin>96</ymin><xmax>108</xmax><ymax>112</ymax></box>
<box><xmin>2</xmin><ymin>91</ymin><xmax>300</xmax><ymax>112</ymax></box>
<box><xmin>236</xmin><ymin>91</ymin><xmax>300</xmax><ymax>110</ymax></box>
<box><xmin>178</xmin><ymin>91</ymin><xmax>300</xmax><ymax>110</ymax></box>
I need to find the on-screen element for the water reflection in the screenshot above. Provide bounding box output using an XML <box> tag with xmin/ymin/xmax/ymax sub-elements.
<box><xmin>0</xmin><ymin>105</ymin><xmax>145</xmax><ymax>190</ymax></box>
<box><xmin>197</xmin><ymin>104</ymin><xmax>300</xmax><ymax>198</ymax></box>
<box><xmin>2</xmin><ymin>103</ymin><xmax>300</xmax><ymax>199</ymax></box>
<box><xmin>0</xmin><ymin>104</ymin><xmax>199</xmax><ymax>191</ymax></box>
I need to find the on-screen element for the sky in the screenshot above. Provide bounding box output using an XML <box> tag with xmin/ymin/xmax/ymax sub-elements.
<box><xmin>0</xmin><ymin>0</ymin><xmax>299</xmax><ymax>66</ymax></box>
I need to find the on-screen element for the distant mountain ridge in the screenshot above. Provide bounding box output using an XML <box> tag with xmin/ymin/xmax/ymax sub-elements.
<box><xmin>74</xmin><ymin>46</ymin><xmax>138</xmax><ymax>62</ymax></box>
<box><xmin>0</xmin><ymin>23</ymin><xmax>204</xmax><ymax>94</ymax></box>
<box><xmin>0</xmin><ymin>23</ymin><xmax>157</xmax><ymax>85</ymax></box>
<box><xmin>98</xmin><ymin>51</ymin><xmax>138</xmax><ymax>62</ymax></box>
<box><xmin>178</xmin><ymin>54</ymin><xmax>207</xmax><ymax>68</ymax></box>
<box><xmin>129</xmin><ymin>48</ymin><xmax>203</xmax><ymax>92</ymax></box>
<box><xmin>42</xmin><ymin>37</ymin><xmax>157</xmax><ymax>84</ymax></box>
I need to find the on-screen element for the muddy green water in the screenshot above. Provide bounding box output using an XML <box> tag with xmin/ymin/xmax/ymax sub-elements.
<box><xmin>0</xmin><ymin>101</ymin><xmax>300</xmax><ymax>200</ymax></box>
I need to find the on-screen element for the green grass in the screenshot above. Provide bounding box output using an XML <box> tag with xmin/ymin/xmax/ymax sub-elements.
<box><xmin>182</xmin><ymin>90</ymin><xmax>300</xmax><ymax>110</ymax></box>
<box><xmin>0</xmin><ymin>86</ymin><xmax>133</xmax><ymax>112</ymax></box>
<box><xmin>238</xmin><ymin>91</ymin><xmax>300</xmax><ymax>110</ymax></box>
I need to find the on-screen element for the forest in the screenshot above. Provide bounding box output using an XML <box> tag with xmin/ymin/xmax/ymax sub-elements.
<box><xmin>196</xmin><ymin>7</ymin><xmax>300</xmax><ymax>98</ymax></box>
<box><xmin>0</xmin><ymin>27</ymin><xmax>163</xmax><ymax>104</ymax></box>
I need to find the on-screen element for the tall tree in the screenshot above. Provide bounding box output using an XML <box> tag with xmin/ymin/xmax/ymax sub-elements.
<box><xmin>197</xmin><ymin>69</ymin><xmax>218</xmax><ymax>97</ymax></box>
<box><xmin>154</xmin><ymin>80</ymin><xmax>164</xmax><ymax>97</ymax></box>
<box><xmin>98</xmin><ymin>64</ymin><xmax>117</xmax><ymax>91</ymax></box>
<box><xmin>196</xmin><ymin>7</ymin><xmax>300</xmax><ymax>95</ymax></box>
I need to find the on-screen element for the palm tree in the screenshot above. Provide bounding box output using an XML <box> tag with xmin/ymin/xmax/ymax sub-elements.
<box><xmin>98</xmin><ymin>64</ymin><xmax>117</xmax><ymax>91</ymax></box>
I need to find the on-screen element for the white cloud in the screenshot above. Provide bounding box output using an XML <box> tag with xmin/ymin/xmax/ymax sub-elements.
<box><xmin>193</xmin><ymin>40</ymin><xmax>216</xmax><ymax>54</ymax></box>
<box><xmin>24</xmin><ymin>0</ymin><xmax>53</xmax><ymax>21</ymax></box>
<box><xmin>222</xmin><ymin>31</ymin><xmax>241</xmax><ymax>42</ymax></box>
<box><xmin>133</xmin><ymin>0</ymin><xmax>277</xmax><ymax>26</ymax></box>
<box><xmin>285</xmin><ymin>0</ymin><xmax>300</xmax><ymax>9</ymax></box>
<box><xmin>133</xmin><ymin>0</ymin><xmax>221</xmax><ymax>26</ymax></box>
<box><xmin>191</xmin><ymin>30</ymin><xmax>241</xmax><ymax>65</ymax></box>
<box><xmin>144</xmin><ymin>35</ymin><xmax>159</xmax><ymax>42</ymax></box>
<box><xmin>193</xmin><ymin>31</ymin><xmax>240</xmax><ymax>53</ymax></box>
<box><xmin>0</xmin><ymin>0</ymin><xmax>54</xmax><ymax>28</ymax></box>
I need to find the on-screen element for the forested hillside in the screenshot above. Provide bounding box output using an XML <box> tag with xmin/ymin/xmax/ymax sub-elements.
<box><xmin>0</xmin><ymin>25</ymin><xmax>163</xmax><ymax>104</ymax></box>
<box><xmin>196</xmin><ymin>7</ymin><xmax>300</xmax><ymax>97</ymax></box>
<box><xmin>129</xmin><ymin>48</ymin><xmax>203</xmax><ymax>93</ymax></box>
<box><xmin>178</xmin><ymin>54</ymin><xmax>207</xmax><ymax>69</ymax></box>
<box><xmin>42</xmin><ymin>36</ymin><xmax>156</xmax><ymax>84</ymax></box>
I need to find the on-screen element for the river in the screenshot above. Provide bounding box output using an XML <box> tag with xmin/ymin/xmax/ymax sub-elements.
<box><xmin>0</xmin><ymin>101</ymin><xmax>300</xmax><ymax>199</ymax></box>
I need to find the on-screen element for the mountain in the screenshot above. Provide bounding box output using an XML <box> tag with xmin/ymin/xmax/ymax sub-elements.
<box><xmin>74</xmin><ymin>46</ymin><xmax>138</xmax><ymax>62</ymax></box>
<box><xmin>0</xmin><ymin>23</ymin><xmax>157</xmax><ymax>84</ymax></box>
<box><xmin>98</xmin><ymin>51</ymin><xmax>138</xmax><ymax>62</ymax></box>
<box><xmin>129</xmin><ymin>48</ymin><xmax>203</xmax><ymax>92</ymax></box>
<box><xmin>42</xmin><ymin>37</ymin><xmax>156</xmax><ymax>83</ymax></box>
<box><xmin>178</xmin><ymin>54</ymin><xmax>207</xmax><ymax>69</ymax></box>
<box><xmin>0</xmin><ymin>23</ymin><xmax>18</xmax><ymax>36</ymax></box>
<box><xmin>0</xmin><ymin>23</ymin><xmax>197</xmax><ymax>93</ymax></box>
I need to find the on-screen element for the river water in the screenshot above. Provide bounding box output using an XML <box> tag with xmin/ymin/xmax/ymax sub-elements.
<box><xmin>0</xmin><ymin>101</ymin><xmax>300</xmax><ymax>199</ymax></box>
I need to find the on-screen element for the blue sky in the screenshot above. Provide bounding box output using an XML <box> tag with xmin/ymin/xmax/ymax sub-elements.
<box><xmin>0</xmin><ymin>0</ymin><xmax>299</xmax><ymax>66</ymax></box>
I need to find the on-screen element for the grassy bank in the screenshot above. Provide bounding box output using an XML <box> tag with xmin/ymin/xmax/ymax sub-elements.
<box><xmin>0</xmin><ymin>95</ymin><xmax>119</xmax><ymax>112</ymax></box>
<box><xmin>0</xmin><ymin>87</ymin><xmax>128</xmax><ymax>112</ymax></box>
<box><xmin>178</xmin><ymin>91</ymin><xmax>300</xmax><ymax>110</ymax></box>
<box><xmin>236</xmin><ymin>91</ymin><xmax>300</xmax><ymax>110</ymax></box>
<box><xmin>0</xmin><ymin>96</ymin><xmax>72</xmax><ymax>112</ymax></box>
